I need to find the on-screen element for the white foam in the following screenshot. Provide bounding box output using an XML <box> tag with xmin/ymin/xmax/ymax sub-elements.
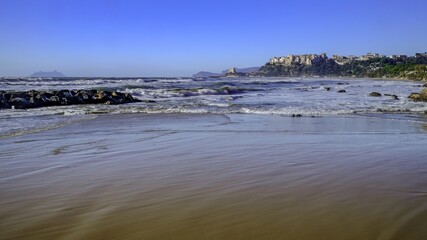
<box><xmin>1</xmin><ymin>77</ymin><xmax>426</xmax><ymax>135</ymax></box>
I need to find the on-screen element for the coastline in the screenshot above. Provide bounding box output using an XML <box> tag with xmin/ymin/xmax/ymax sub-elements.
<box><xmin>241</xmin><ymin>75</ymin><xmax>427</xmax><ymax>83</ymax></box>
<box><xmin>1</xmin><ymin>76</ymin><xmax>427</xmax><ymax>139</ymax></box>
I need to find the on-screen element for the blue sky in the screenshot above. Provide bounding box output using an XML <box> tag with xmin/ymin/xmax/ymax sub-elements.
<box><xmin>0</xmin><ymin>0</ymin><xmax>426</xmax><ymax>77</ymax></box>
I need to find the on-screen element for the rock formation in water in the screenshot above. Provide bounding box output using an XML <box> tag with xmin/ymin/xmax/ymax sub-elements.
<box><xmin>0</xmin><ymin>90</ymin><xmax>141</xmax><ymax>109</ymax></box>
<box><xmin>369</xmin><ymin>92</ymin><xmax>382</xmax><ymax>97</ymax></box>
<box><xmin>408</xmin><ymin>88</ymin><xmax>427</xmax><ymax>102</ymax></box>
<box><xmin>224</xmin><ymin>67</ymin><xmax>246</xmax><ymax>77</ymax></box>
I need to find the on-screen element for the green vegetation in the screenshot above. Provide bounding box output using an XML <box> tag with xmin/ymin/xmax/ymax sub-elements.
<box><xmin>258</xmin><ymin>55</ymin><xmax>427</xmax><ymax>81</ymax></box>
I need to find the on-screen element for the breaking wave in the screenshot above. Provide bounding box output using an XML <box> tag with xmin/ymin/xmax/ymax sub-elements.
<box><xmin>1</xmin><ymin>77</ymin><xmax>426</xmax><ymax>136</ymax></box>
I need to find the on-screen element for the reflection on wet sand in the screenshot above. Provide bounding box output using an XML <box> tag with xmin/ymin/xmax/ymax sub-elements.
<box><xmin>1</xmin><ymin>114</ymin><xmax>427</xmax><ymax>240</ymax></box>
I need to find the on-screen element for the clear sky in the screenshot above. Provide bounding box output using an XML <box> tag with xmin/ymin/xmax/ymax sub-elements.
<box><xmin>1</xmin><ymin>0</ymin><xmax>426</xmax><ymax>77</ymax></box>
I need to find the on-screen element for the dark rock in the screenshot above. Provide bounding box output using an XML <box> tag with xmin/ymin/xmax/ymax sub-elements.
<box><xmin>56</xmin><ymin>90</ymin><xmax>73</xmax><ymax>98</ymax></box>
<box><xmin>0</xmin><ymin>95</ymin><xmax>10</xmax><ymax>109</ymax></box>
<box><xmin>47</xmin><ymin>90</ymin><xmax>58</xmax><ymax>96</ymax></box>
<box><xmin>58</xmin><ymin>90</ymin><xmax>80</xmax><ymax>104</ymax></box>
<box><xmin>35</xmin><ymin>93</ymin><xmax>50</xmax><ymax>103</ymax></box>
<box><xmin>27</xmin><ymin>90</ymin><xmax>39</xmax><ymax>97</ymax></box>
<box><xmin>325</xmin><ymin>87</ymin><xmax>331</xmax><ymax>91</ymax></box>
<box><xmin>8</xmin><ymin>92</ymin><xmax>27</xmax><ymax>101</ymax></box>
<box><xmin>29</xmin><ymin>96</ymin><xmax>44</xmax><ymax>108</ymax></box>
<box><xmin>408</xmin><ymin>93</ymin><xmax>421</xmax><ymax>101</ymax></box>
<box><xmin>10</xmin><ymin>97</ymin><xmax>32</xmax><ymax>109</ymax></box>
<box><xmin>292</xmin><ymin>114</ymin><xmax>302</xmax><ymax>117</ymax></box>
<box><xmin>93</xmin><ymin>91</ymin><xmax>107</xmax><ymax>100</ymax></box>
<box><xmin>369</xmin><ymin>92</ymin><xmax>382</xmax><ymax>97</ymax></box>
<box><xmin>423</xmin><ymin>83</ymin><xmax>427</xmax><ymax>87</ymax></box>
<box><xmin>3</xmin><ymin>94</ymin><xmax>13</xmax><ymax>103</ymax></box>
<box><xmin>384</xmin><ymin>94</ymin><xmax>399</xmax><ymax>100</ymax></box>
<box><xmin>0</xmin><ymin>89</ymin><xmax>140</xmax><ymax>109</ymax></box>
<box><xmin>124</xmin><ymin>93</ymin><xmax>136</xmax><ymax>102</ymax></box>
<box><xmin>42</xmin><ymin>92</ymin><xmax>55</xmax><ymax>99</ymax></box>
<box><xmin>111</xmin><ymin>91</ymin><xmax>126</xmax><ymax>104</ymax></box>
<box><xmin>337</xmin><ymin>90</ymin><xmax>346</xmax><ymax>93</ymax></box>
<box><xmin>49</xmin><ymin>95</ymin><xmax>60</xmax><ymax>104</ymax></box>
<box><xmin>408</xmin><ymin>88</ymin><xmax>427</xmax><ymax>102</ymax></box>
<box><xmin>75</xmin><ymin>90</ymin><xmax>93</xmax><ymax>103</ymax></box>
<box><xmin>93</xmin><ymin>91</ymin><xmax>118</xmax><ymax>104</ymax></box>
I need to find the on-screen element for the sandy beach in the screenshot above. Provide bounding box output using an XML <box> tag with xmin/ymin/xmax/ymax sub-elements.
<box><xmin>1</xmin><ymin>113</ymin><xmax>427</xmax><ymax>240</ymax></box>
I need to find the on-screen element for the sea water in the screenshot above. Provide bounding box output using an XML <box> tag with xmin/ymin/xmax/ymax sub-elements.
<box><xmin>1</xmin><ymin>77</ymin><xmax>426</xmax><ymax>137</ymax></box>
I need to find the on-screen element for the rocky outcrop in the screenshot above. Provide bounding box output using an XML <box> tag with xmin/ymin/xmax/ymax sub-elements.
<box><xmin>369</xmin><ymin>92</ymin><xmax>382</xmax><ymax>97</ymax></box>
<box><xmin>408</xmin><ymin>88</ymin><xmax>427</xmax><ymax>102</ymax></box>
<box><xmin>258</xmin><ymin>52</ymin><xmax>427</xmax><ymax>80</ymax></box>
<box><xmin>224</xmin><ymin>67</ymin><xmax>245</xmax><ymax>77</ymax></box>
<box><xmin>0</xmin><ymin>90</ymin><xmax>141</xmax><ymax>110</ymax></box>
<box><xmin>384</xmin><ymin>94</ymin><xmax>399</xmax><ymax>100</ymax></box>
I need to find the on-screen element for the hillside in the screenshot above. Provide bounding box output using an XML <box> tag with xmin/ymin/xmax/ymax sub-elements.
<box><xmin>257</xmin><ymin>53</ymin><xmax>427</xmax><ymax>81</ymax></box>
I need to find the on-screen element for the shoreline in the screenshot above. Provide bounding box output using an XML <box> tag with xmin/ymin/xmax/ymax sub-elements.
<box><xmin>1</xmin><ymin>77</ymin><xmax>426</xmax><ymax>139</ymax></box>
<box><xmin>236</xmin><ymin>75</ymin><xmax>427</xmax><ymax>83</ymax></box>
<box><xmin>1</xmin><ymin>112</ymin><xmax>426</xmax><ymax>141</ymax></box>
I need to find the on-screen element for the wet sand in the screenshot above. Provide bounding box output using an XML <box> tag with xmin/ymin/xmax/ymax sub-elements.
<box><xmin>1</xmin><ymin>114</ymin><xmax>427</xmax><ymax>240</ymax></box>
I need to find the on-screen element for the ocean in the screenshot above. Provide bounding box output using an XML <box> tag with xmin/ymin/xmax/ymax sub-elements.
<box><xmin>1</xmin><ymin>77</ymin><xmax>426</xmax><ymax>138</ymax></box>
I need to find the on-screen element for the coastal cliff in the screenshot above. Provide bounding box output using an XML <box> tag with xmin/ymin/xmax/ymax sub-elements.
<box><xmin>256</xmin><ymin>52</ymin><xmax>427</xmax><ymax>81</ymax></box>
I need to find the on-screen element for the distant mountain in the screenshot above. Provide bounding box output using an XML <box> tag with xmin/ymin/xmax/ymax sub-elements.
<box><xmin>192</xmin><ymin>71</ymin><xmax>221</xmax><ymax>78</ymax></box>
<box><xmin>29</xmin><ymin>71</ymin><xmax>66</xmax><ymax>78</ymax></box>
<box><xmin>193</xmin><ymin>67</ymin><xmax>261</xmax><ymax>78</ymax></box>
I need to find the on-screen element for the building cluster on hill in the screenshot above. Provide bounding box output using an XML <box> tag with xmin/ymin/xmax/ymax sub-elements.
<box><xmin>260</xmin><ymin>52</ymin><xmax>427</xmax><ymax>80</ymax></box>
<box><xmin>268</xmin><ymin>52</ymin><xmax>427</xmax><ymax>66</ymax></box>
<box><xmin>195</xmin><ymin>52</ymin><xmax>427</xmax><ymax>80</ymax></box>
<box><xmin>269</xmin><ymin>53</ymin><xmax>327</xmax><ymax>66</ymax></box>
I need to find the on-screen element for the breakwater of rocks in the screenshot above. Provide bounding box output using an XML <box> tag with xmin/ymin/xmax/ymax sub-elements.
<box><xmin>0</xmin><ymin>89</ymin><xmax>141</xmax><ymax>109</ymax></box>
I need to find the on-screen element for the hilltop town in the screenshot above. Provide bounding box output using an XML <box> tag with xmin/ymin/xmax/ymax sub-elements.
<box><xmin>194</xmin><ymin>52</ymin><xmax>427</xmax><ymax>81</ymax></box>
<box><xmin>268</xmin><ymin>52</ymin><xmax>426</xmax><ymax>66</ymax></box>
<box><xmin>257</xmin><ymin>52</ymin><xmax>427</xmax><ymax>80</ymax></box>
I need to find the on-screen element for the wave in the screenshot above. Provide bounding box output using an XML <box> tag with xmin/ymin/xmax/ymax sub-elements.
<box><xmin>0</xmin><ymin>114</ymin><xmax>96</xmax><ymax>139</ymax></box>
<box><xmin>1</xmin><ymin>77</ymin><xmax>426</xmax><ymax>136</ymax></box>
<box><xmin>2</xmin><ymin>103</ymin><xmax>423</xmax><ymax>116</ymax></box>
